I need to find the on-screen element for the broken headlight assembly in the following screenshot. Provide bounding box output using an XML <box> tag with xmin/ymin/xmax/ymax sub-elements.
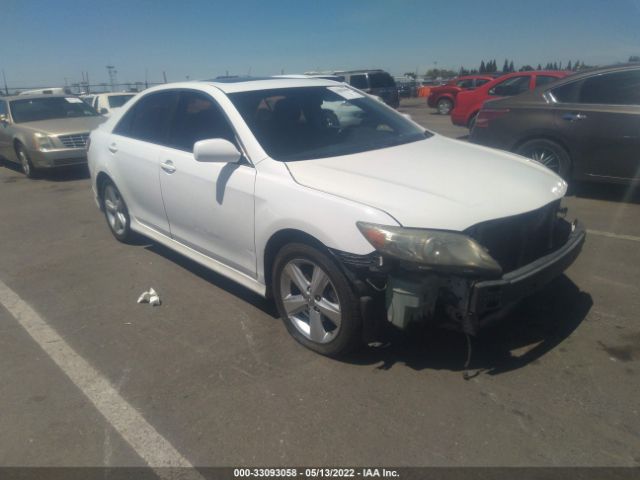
<box><xmin>356</xmin><ymin>221</ymin><xmax>502</xmax><ymax>277</ymax></box>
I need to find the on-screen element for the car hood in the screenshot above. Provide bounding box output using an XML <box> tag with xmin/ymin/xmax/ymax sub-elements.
<box><xmin>17</xmin><ymin>116</ymin><xmax>106</xmax><ymax>135</ymax></box>
<box><xmin>285</xmin><ymin>135</ymin><xmax>567</xmax><ymax>231</ymax></box>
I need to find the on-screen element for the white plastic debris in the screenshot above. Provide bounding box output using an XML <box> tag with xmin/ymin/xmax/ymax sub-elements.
<box><xmin>137</xmin><ymin>288</ymin><xmax>161</xmax><ymax>306</ymax></box>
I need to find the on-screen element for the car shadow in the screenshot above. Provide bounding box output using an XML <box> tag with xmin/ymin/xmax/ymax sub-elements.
<box><xmin>1</xmin><ymin>160</ymin><xmax>90</xmax><ymax>182</ymax></box>
<box><xmin>570</xmin><ymin>182</ymin><xmax>640</xmax><ymax>205</ymax></box>
<box><xmin>139</xmin><ymin>237</ymin><xmax>590</xmax><ymax>375</ymax></box>
<box><xmin>344</xmin><ymin>275</ymin><xmax>592</xmax><ymax>376</ymax></box>
<box><xmin>142</xmin><ymin>241</ymin><xmax>278</xmax><ymax>317</ymax></box>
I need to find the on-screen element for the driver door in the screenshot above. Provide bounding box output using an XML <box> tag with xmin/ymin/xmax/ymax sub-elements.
<box><xmin>158</xmin><ymin>90</ymin><xmax>257</xmax><ymax>277</ymax></box>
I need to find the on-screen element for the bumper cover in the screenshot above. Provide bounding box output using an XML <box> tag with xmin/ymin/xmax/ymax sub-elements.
<box><xmin>29</xmin><ymin>147</ymin><xmax>87</xmax><ymax>168</ymax></box>
<box><xmin>469</xmin><ymin>221</ymin><xmax>586</xmax><ymax>317</ymax></box>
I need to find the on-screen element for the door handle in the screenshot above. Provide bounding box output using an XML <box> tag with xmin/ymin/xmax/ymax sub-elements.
<box><xmin>108</xmin><ymin>143</ymin><xmax>118</xmax><ymax>153</ymax></box>
<box><xmin>160</xmin><ymin>160</ymin><xmax>176</xmax><ymax>174</ymax></box>
<box><xmin>562</xmin><ymin>113</ymin><xmax>587</xmax><ymax>122</ymax></box>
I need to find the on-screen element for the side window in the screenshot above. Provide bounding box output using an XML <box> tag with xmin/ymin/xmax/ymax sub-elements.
<box><xmin>167</xmin><ymin>91</ymin><xmax>236</xmax><ymax>152</ymax></box>
<box><xmin>579</xmin><ymin>70</ymin><xmax>640</xmax><ymax>105</ymax></box>
<box><xmin>113</xmin><ymin>91</ymin><xmax>178</xmax><ymax>145</ymax></box>
<box><xmin>550</xmin><ymin>81</ymin><xmax>582</xmax><ymax>103</ymax></box>
<box><xmin>0</xmin><ymin>101</ymin><xmax>7</xmax><ymax>116</ymax></box>
<box><xmin>535</xmin><ymin>75</ymin><xmax>560</xmax><ymax>88</ymax></box>
<box><xmin>489</xmin><ymin>76</ymin><xmax>531</xmax><ymax>96</ymax></box>
<box><xmin>456</xmin><ymin>79</ymin><xmax>474</xmax><ymax>88</ymax></box>
<box><xmin>349</xmin><ymin>75</ymin><xmax>368</xmax><ymax>89</ymax></box>
<box><xmin>474</xmin><ymin>78</ymin><xmax>490</xmax><ymax>87</ymax></box>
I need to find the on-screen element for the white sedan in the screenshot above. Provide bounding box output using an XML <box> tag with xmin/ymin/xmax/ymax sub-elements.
<box><xmin>88</xmin><ymin>77</ymin><xmax>585</xmax><ymax>356</ymax></box>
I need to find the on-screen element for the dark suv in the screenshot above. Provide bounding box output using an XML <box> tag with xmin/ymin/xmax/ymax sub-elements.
<box><xmin>470</xmin><ymin>65</ymin><xmax>640</xmax><ymax>184</ymax></box>
<box><xmin>334</xmin><ymin>70</ymin><xmax>400</xmax><ymax>108</ymax></box>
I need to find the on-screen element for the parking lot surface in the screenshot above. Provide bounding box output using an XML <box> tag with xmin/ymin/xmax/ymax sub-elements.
<box><xmin>1</xmin><ymin>98</ymin><xmax>639</xmax><ymax>467</ymax></box>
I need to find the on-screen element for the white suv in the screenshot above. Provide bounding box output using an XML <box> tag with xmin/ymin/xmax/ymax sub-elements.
<box><xmin>88</xmin><ymin>78</ymin><xmax>585</xmax><ymax>356</ymax></box>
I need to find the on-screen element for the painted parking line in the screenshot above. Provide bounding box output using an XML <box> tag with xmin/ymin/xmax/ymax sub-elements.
<box><xmin>0</xmin><ymin>278</ymin><xmax>204</xmax><ymax>478</ymax></box>
<box><xmin>587</xmin><ymin>229</ymin><xmax>640</xmax><ymax>242</ymax></box>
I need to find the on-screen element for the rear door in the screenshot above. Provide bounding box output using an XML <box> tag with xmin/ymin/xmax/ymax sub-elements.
<box><xmin>551</xmin><ymin>70</ymin><xmax>640</xmax><ymax>180</ymax></box>
<box><xmin>157</xmin><ymin>89</ymin><xmax>257</xmax><ymax>276</ymax></box>
<box><xmin>107</xmin><ymin>90</ymin><xmax>179</xmax><ymax>236</ymax></box>
<box><xmin>0</xmin><ymin>100</ymin><xmax>11</xmax><ymax>159</ymax></box>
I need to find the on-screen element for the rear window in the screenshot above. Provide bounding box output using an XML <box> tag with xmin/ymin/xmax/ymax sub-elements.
<box><xmin>108</xmin><ymin>94</ymin><xmax>135</xmax><ymax>108</ymax></box>
<box><xmin>349</xmin><ymin>75</ymin><xmax>368</xmax><ymax>89</ymax></box>
<box><xmin>368</xmin><ymin>72</ymin><xmax>395</xmax><ymax>88</ymax></box>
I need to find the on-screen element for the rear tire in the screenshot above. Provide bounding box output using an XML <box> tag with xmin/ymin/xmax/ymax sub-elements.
<box><xmin>101</xmin><ymin>180</ymin><xmax>134</xmax><ymax>243</ymax></box>
<box><xmin>272</xmin><ymin>242</ymin><xmax>362</xmax><ymax>357</ymax></box>
<box><xmin>437</xmin><ymin>98</ymin><xmax>454</xmax><ymax>115</ymax></box>
<box><xmin>516</xmin><ymin>138</ymin><xmax>571</xmax><ymax>179</ymax></box>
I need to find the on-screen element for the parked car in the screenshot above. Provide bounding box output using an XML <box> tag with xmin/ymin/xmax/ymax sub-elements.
<box><xmin>18</xmin><ymin>87</ymin><xmax>73</xmax><ymax>95</ymax></box>
<box><xmin>88</xmin><ymin>78</ymin><xmax>584</xmax><ymax>356</ymax></box>
<box><xmin>88</xmin><ymin>92</ymin><xmax>137</xmax><ymax>117</ymax></box>
<box><xmin>307</xmin><ymin>69</ymin><xmax>400</xmax><ymax>108</ymax></box>
<box><xmin>0</xmin><ymin>94</ymin><xmax>105</xmax><ymax>177</ymax></box>
<box><xmin>471</xmin><ymin>65</ymin><xmax>640</xmax><ymax>183</ymax></box>
<box><xmin>427</xmin><ymin>75</ymin><xmax>496</xmax><ymax>114</ymax></box>
<box><xmin>451</xmin><ymin>71</ymin><xmax>569</xmax><ymax>129</ymax></box>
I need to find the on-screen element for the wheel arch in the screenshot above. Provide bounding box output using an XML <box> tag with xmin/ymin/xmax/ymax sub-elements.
<box><xmin>95</xmin><ymin>171</ymin><xmax>114</xmax><ymax>210</ymax></box>
<box><xmin>263</xmin><ymin>228</ymin><xmax>329</xmax><ymax>298</ymax></box>
<box><xmin>511</xmin><ymin>134</ymin><xmax>575</xmax><ymax>177</ymax></box>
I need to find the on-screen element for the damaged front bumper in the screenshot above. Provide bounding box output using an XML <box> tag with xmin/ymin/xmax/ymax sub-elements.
<box><xmin>333</xmin><ymin>219</ymin><xmax>586</xmax><ymax>338</ymax></box>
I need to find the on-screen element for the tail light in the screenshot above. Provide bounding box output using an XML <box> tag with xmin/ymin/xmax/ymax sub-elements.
<box><xmin>475</xmin><ymin>108</ymin><xmax>510</xmax><ymax>128</ymax></box>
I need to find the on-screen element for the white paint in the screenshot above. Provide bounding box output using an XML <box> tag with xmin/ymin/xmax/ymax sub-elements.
<box><xmin>587</xmin><ymin>229</ymin><xmax>640</xmax><ymax>243</ymax></box>
<box><xmin>0</xmin><ymin>278</ymin><xmax>203</xmax><ymax>477</ymax></box>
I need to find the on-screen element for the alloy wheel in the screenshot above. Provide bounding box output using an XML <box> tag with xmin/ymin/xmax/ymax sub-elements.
<box><xmin>103</xmin><ymin>184</ymin><xmax>128</xmax><ymax>236</ymax></box>
<box><xmin>527</xmin><ymin>147</ymin><xmax>561</xmax><ymax>173</ymax></box>
<box><xmin>279</xmin><ymin>259</ymin><xmax>342</xmax><ymax>344</ymax></box>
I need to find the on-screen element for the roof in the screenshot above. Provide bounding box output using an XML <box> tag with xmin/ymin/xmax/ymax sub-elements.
<box><xmin>1</xmin><ymin>93</ymin><xmax>74</xmax><ymax>101</ymax></box>
<box><xmin>199</xmin><ymin>76</ymin><xmax>342</xmax><ymax>93</ymax></box>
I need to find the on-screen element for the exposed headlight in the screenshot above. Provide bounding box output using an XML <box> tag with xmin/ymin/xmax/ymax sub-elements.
<box><xmin>357</xmin><ymin>222</ymin><xmax>502</xmax><ymax>276</ymax></box>
<box><xmin>33</xmin><ymin>133</ymin><xmax>56</xmax><ymax>150</ymax></box>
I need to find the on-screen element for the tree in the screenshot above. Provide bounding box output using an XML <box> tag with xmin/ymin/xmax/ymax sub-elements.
<box><xmin>502</xmin><ymin>59</ymin><xmax>509</xmax><ymax>72</ymax></box>
<box><xmin>519</xmin><ymin>65</ymin><xmax>534</xmax><ymax>71</ymax></box>
<box><xmin>629</xmin><ymin>55</ymin><xmax>640</xmax><ymax>63</ymax></box>
<box><xmin>509</xmin><ymin>60</ymin><xmax>515</xmax><ymax>72</ymax></box>
<box><xmin>480</xmin><ymin>60</ymin><xmax>486</xmax><ymax>73</ymax></box>
<box><xmin>566</xmin><ymin>60</ymin><xmax>572</xmax><ymax>71</ymax></box>
<box><xmin>537</xmin><ymin>64</ymin><xmax>542</xmax><ymax>70</ymax></box>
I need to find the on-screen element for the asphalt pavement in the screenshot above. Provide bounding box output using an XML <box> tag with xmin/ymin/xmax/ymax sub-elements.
<box><xmin>1</xmin><ymin>99</ymin><xmax>639</xmax><ymax>469</ymax></box>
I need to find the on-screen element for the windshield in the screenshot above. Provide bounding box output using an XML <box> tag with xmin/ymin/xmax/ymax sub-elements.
<box><xmin>10</xmin><ymin>97</ymin><xmax>98</xmax><ymax>123</ymax></box>
<box><xmin>108</xmin><ymin>94</ymin><xmax>135</xmax><ymax>108</ymax></box>
<box><xmin>229</xmin><ymin>86</ymin><xmax>429</xmax><ymax>161</ymax></box>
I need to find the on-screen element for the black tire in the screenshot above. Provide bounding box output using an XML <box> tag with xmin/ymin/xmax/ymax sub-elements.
<box><xmin>272</xmin><ymin>242</ymin><xmax>362</xmax><ymax>357</ymax></box>
<box><xmin>467</xmin><ymin>111</ymin><xmax>478</xmax><ymax>130</ymax></box>
<box><xmin>15</xmin><ymin>143</ymin><xmax>37</xmax><ymax>178</ymax></box>
<box><xmin>100</xmin><ymin>180</ymin><xmax>134</xmax><ymax>243</ymax></box>
<box><xmin>516</xmin><ymin>138</ymin><xmax>571</xmax><ymax>179</ymax></box>
<box><xmin>437</xmin><ymin>98</ymin><xmax>454</xmax><ymax>115</ymax></box>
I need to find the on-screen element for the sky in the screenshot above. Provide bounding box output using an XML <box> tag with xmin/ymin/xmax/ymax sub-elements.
<box><xmin>1</xmin><ymin>0</ymin><xmax>639</xmax><ymax>89</ymax></box>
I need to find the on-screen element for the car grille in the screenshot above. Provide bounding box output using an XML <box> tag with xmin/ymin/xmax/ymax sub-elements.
<box><xmin>465</xmin><ymin>201</ymin><xmax>561</xmax><ymax>274</ymax></box>
<box><xmin>58</xmin><ymin>133</ymin><xmax>89</xmax><ymax>148</ymax></box>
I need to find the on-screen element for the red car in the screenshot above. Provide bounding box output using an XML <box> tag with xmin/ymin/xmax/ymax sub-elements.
<box><xmin>427</xmin><ymin>75</ymin><xmax>495</xmax><ymax>114</ymax></box>
<box><xmin>451</xmin><ymin>71</ymin><xmax>570</xmax><ymax>129</ymax></box>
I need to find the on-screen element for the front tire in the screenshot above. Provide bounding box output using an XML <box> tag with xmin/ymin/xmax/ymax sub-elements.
<box><xmin>272</xmin><ymin>243</ymin><xmax>362</xmax><ymax>357</ymax></box>
<box><xmin>101</xmin><ymin>180</ymin><xmax>134</xmax><ymax>242</ymax></box>
<box><xmin>437</xmin><ymin>98</ymin><xmax>453</xmax><ymax>115</ymax></box>
<box><xmin>16</xmin><ymin>144</ymin><xmax>37</xmax><ymax>178</ymax></box>
<box><xmin>516</xmin><ymin>138</ymin><xmax>571</xmax><ymax>179</ymax></box>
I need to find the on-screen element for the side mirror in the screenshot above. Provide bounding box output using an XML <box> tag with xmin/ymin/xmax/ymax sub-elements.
<box><xmin>194</xmin><ymin>138</ymin><xmax>242</xmax><ymax>164</ymax></box>
<box><xmin>100</xmin><ymin>108</ymin><xmax>109</xmax><ymax>115</ymax></box>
